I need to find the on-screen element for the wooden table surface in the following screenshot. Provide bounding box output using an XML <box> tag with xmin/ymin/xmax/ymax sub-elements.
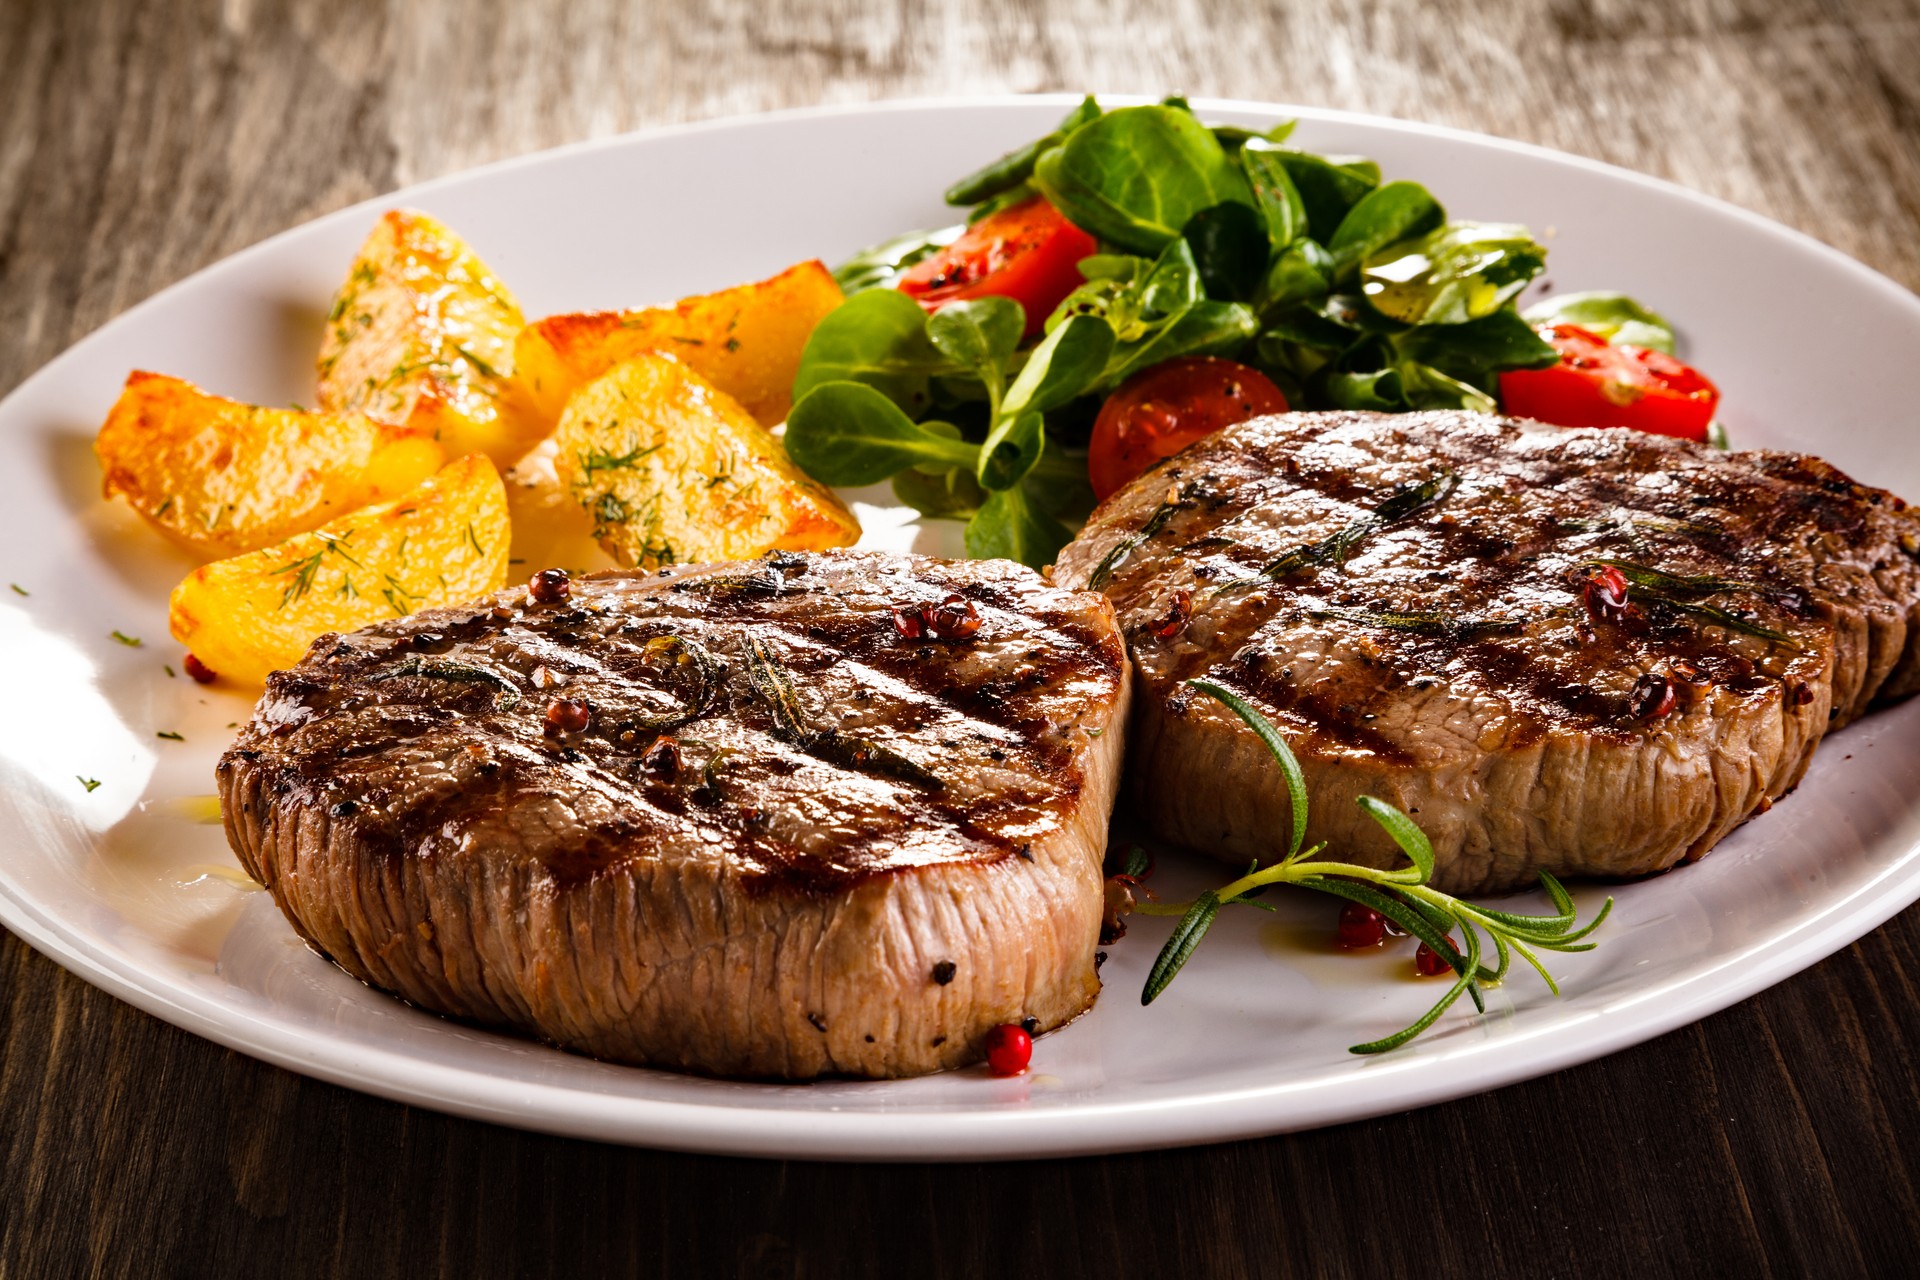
<box><xmin>6</xmin><ymin>0</ymin><xmax>1920</xmax><ymax>1274</ymax></box>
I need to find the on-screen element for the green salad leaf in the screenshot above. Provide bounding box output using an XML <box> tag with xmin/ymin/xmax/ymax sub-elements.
<box><xmin>1033</xmin><ymin>105</ymin><xmax>1254</xmax><ymax>255</ymax></box>
<box><xmin>1268</xmin><ymin>150</ymin><xmax>1381</xmax><ymax>244</ymax></box>
<box><xmin>1361</xmin><ymin>221</ymin><xmax>1548</xmax><ymax>325</ymax></box>
<box><xmin>1182</xmin><ymin>201</ymin><xmax>1270</xmax><ymax>302</ymax></box>
<box><xmin>792</xmin><ymin>288</ymin><xmax>958</xmax><ymax>414</ymax></box>
<box><xmin>799</xmin><ymin>96</ymin><xmax>1693</xmax><ymax>572</ymax></box>
<box><xmin>945</xmin><ymin>95</ymin><xmax>1102</xmax><ymax>207</ymax></box>
<box><xmin>1523</xmin><ymin>289</ymin><xmax>1677</xmax><ymax>353</ymax></box>
<box><xmin>784</xmin><ymin>382</ymin><xmax>977</xmax><ymax>486</ymax></box>
<box><xmin>832</xmin><ymin>225</ymin><xmax>961</xmax><ymax>294</ymax></box>
<box><xmin>1327</xmin><ymin>180</ymin><xmax>1446</xmax><ymax>276</ymax></box>
<box><xmin>964</xmin><ymin>483</ymin><xmax>1074</xmax><ymax>565</ymax></box>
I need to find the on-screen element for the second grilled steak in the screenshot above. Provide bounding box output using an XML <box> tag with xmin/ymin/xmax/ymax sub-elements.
<box><xmin>1055</xmin><ymin>410</ymin><xmax>1920</xmax><ymax>894</ymax></box>
<box><xmin>220</xmin><ymin>552</ymin><xmax>1129</xmax><ymax>1079</ymax></box>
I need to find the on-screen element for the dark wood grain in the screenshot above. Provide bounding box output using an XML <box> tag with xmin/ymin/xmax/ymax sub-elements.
<box><xmin>6</xmin><ymin>0</ymin><xmax>1920</xmax><ymax>1274</ymax></box>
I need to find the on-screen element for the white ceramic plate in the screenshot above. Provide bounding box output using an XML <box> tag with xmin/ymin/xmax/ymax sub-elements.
<box><xmin>5</xmin><ymin>97</ymin><xmax>1920</xmax><ymax>1162</ymax></box>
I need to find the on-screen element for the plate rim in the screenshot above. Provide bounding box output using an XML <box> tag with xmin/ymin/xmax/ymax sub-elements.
<box><xmin>4</xmin><ymin>93</ymin><xmax>1920</xmax><ymax>1162</ymax></box>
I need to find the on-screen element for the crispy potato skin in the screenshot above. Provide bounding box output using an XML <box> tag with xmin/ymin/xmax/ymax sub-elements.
<box><xmin>316</xmin><ymin>210</ymin><xmax>535</xmax><ymax>466</ymax></box>
<box><xmin>169</xmin><ymin>454</ymin><xmax>510</xmax><ymax>684</ymax></box>
<box><xmin>95</xmin><ymin>371</ymin><xmax>445</xmax><ymax>558</ymax></box>
<box><xmin>511</xmin><ymin>260</ymin><xmax>842</xmax><ymax>433</ymax></box>
<box><xmin>551</xmin><ymin>354</ymin><xmax>859</xmax><ymax>569</ymax></box>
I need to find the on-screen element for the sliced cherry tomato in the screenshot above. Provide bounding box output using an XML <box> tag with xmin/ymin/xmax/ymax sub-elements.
<box><xmin>1088</xmin><ymin>357</ymin><xmax>1290</xmax><ymax>500</ymax></box>
<box><xmin>896</xmin><ymin>196</ymin><xmax>1098</xmax><ymax>337</ymax></box>
<box><xmin>1499</xmin><ymin>324</ymin><xmax>1719</xmax><ymax>441</ymax></box>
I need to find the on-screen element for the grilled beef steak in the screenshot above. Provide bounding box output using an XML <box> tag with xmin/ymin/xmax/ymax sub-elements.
<box><xmin>219</xmin><ymin>552</ymin><xmax>1130</xmax><ymax>1079</ymax></box>
<box><xmin>1055</xmin><ymin>411</ymin><xmax>1920</xmax><ymax>894</ymax></box>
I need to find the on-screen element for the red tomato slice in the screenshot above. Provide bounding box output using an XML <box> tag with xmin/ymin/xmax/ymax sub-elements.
<box><xmin>1499</xmin><ymin>324</ymin><xmax>1719</xmax><ymax>441</ymax></box>
<box><xmin>1089</xmin><ymin>357</ymin><xmax>1290</xmax><ymax>500</ymax></box>
<box><xmin>897</xmin><ymin>196</ymin><xmax>1098</xmax><ymax>338</ymax></box>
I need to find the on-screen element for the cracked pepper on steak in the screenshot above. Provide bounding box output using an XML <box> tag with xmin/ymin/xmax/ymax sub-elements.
<box><xmin>1054</xmin><ymin>410</ymin><xmax>1920</xmax><ymax>895</ymax></box>
<box><xmin>219</xmin><ymin>551</ymin><xmax>1130</xmax><ymax>1079</ymax></box>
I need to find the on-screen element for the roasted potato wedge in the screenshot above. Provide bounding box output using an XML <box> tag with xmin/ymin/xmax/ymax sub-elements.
<box><xmin>169</xmin><ymin>454</ymin><xmax>509</xmax><ymax>684</ymax></box>
<box><xmin>316</xmin><ymin>210</ymin><xmax>536</xmax><ymax>466</ymax></box>
<box><xmin>511</xmin><ymin>259</ymin><xmax>842</xmax><ymax>433</ymax></box>
<box><xmin>551</xmin><ymin>354</ymin><xmax>859</xmax><ymax>569</ymax></box>
<box><xmin>501</xmin><ymin>440</ymin><xmax>618</xmax><ymax>575</ymax></box>
<box><xmin>95</xmin><ymin>370</ymin><xmax>444</xmax><ymax>558</ymax></box>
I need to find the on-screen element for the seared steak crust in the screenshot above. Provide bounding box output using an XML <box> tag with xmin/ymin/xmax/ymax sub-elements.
<box><xmin>1055</xmin><ymin>411</ymin><xmax>1920</xmax><ymax>894</ymax></box>
<box><xmin>219</xmin><ymin>552</ymin><xmax>1129</xmax><ymax>1079</ymax></box>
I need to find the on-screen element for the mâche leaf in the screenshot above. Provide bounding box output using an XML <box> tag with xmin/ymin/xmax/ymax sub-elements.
<box><xmin>792</xmin><ymin>288</ymin><xmax>959</xmax><ymax>413</ymax></box>
<box><xmin>1394</xmin><ymin>306</ymin><xmax>1560</xmax><ymax>374</ymax></box>
<box><xmin>1523</xmin><ymin>290</ymin><xmax>1676</xmax><ymax>354</ymax></box>
<box><xmin>1238</xmin><ymin>140</ymin><xmax>1308</xmax><ymax>253</ymax></box>
<box><xmin>1269</xmin><ymin>150</ymin><xmax>1381</xmax><ymax>244</ymax></box>
<box><xmin>1182</xmin><ymin>201</ymin><xmax>1271</xmax><ymax>303</ymax></box>
<box><xmin>944</xmin><ymin>95</ymin><xmax>1101</xmax><ymax>207</ymax></box>
<box><xmin>999</xmin><ymin>312</ymin><xmax>1114</xmax><ymax>422</ymax></box>
<box><xmin>927</xmin><ymin>296</ymin><xmax>1024</xmax><ymax>375</ymax></box>
<box><xmin>1328</xmin><ymin>180</ymin><xmax>1446</xmax><ymax>276</ymax></box>
<box><xmin>833</xmin><ymin>225</ymin><xmax>964</xmax><ymax>294</ymax></box>
<box><xmin>785</xmin><ymin>381</ymin><xmax>979</xmax><ymax>486</ymax></box>
<box><xmin>1033</xmin><ymin>105</ymin><xmax>1255</xmax><ymax>255</ymax></box>
<box><xmin>893</xmin><ymin>465</ymin><xmax>986</xmax><ymax>519</ymax></box>
<box><xmin>1361</xmin><ymin>221</ymin><xmax>1548</xmax><ymax>326</ymax></box>
<box><xmin>964</xmin><ymin>483</ymin><xmax>1074</xmax><ymax>566</ymax></box>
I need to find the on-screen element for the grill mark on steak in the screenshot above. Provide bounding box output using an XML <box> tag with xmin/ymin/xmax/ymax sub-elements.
<box><xmin>220</xmin><ymin>552</ymin><xmax>1130</xmax><ymax>1079</ymax></box>
<box><xmin>1057</xmin><ymin>410</ymin><xmax>1920</xmax><ymax>893</ymax></box>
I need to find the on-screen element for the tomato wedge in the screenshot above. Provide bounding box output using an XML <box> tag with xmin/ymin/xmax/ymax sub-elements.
<box><xmin>1499</xmin><ymin>324</ymin><xmax>1719</xmax><ymax>441</ymax></box>
<box><xmin>897</xmin><ymin>195</ymin><xmax>1098</xmax><ymax>338</ymax></box>
<box><xmin>1089</xmin><ymin>357</ymin><xmax>1290</xmax><ymax>500</ymax></box>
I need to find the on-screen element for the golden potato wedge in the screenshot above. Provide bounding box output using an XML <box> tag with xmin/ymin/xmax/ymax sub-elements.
<box><xmin>95</xmin><ymin>370</ymin><xmax>445</xmax><ymax>558</ymax></box>
<box><xmin>552</xmin><ymin>354</ymin><xmax>859</xmax><ymax>569</ymax></box>
<box><xmin>169</xmin><ymin>454</ymin><xmax>510</xmax><ymax>684</ymax></box>
<box><xmin>316</xmin><ymin>209</ymin><xmax>536</xmax><ymax>466</ymax></box>
<box><xmin>501</xmin><ymin>440</ymin><xmax>619</xmax><ymax>576</ymax></box>
<box><xmin>511</xmin><ymin>259</ymin><xmax>842</xmax><ymax>434</ymax></box>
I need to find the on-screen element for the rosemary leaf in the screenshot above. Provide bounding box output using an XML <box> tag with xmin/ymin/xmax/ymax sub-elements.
<box><xmin>1088</xmin><ymin>487</ymin><xmax>1192</xmax><ymax>590</ymax></box>
<box><xmin>1188</xmin><ymin>678</ymin><xmax>1308</xmax><ymax>859</ymax></box>
<box><xmin>1142</xmin><ymin>891</ymin><xmax>1222</xmax><ymax>1005</ymax></box>
<box><xmin>368</xmin><ymin>656</ymin><xmax>522</xmax><ymax>710</ymax></box>
<box><xmin>1592</xmin><ymin>558</ymin><xmax>1753</xmax><ymax>596</ymax></box>
<box><xmin>1248</xmin><ymin>471</ymin><xmax>1458</xmax><ymax>583</ymax></box>
<box><xmin>743</xmin><ymin>636</ymin><xmax>811</xmax><ymax>742</ymax></box>
<box><xmin>1356</xmin><ymin>795</ymin><xmax>1434</xmax><ymax>881</ymax></box>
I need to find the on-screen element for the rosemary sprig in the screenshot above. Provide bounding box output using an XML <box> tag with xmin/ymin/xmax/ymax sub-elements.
<box><xmin>1087</xmin><ymin>485</ymin><xmax>1193</xmax><ymax>590</ymax></box>
<box><xmin>616</xmin><ymin>635</ymin><xmax>724</xmax><ymax>732</ymax></box>
<box><xmin>1590</xmin><ymin>558</ymin><xmax>1798</xmax><ymax>644</ymax></box>
<box><xmin>1590</xmin><ymin>558</ymin><xmax>1753</xmax><ymax>597</ymax></box>
<box><xmin>368</xmin><ymin>656</ymin><xmax>522</xmax><ymax>709</ymax></box>
<box><xmin>742</xmin><ymin>635</ymin><xmax>944</xmax><ymax>790</ymax></box>
<box><xmin>1138</xmin><ymin>678</ymin><xmax>1611</xmax><ymax>1054</ymax></box>
<box><xmin>1217</xmin><ymin>471</ymin><xmax>1457</xmax><ymax>592</ymax></box>
<box><xmin>1305</xmin><ymin>605</ymin><xmax>1526</xmax><ymax>642</ymax></box>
